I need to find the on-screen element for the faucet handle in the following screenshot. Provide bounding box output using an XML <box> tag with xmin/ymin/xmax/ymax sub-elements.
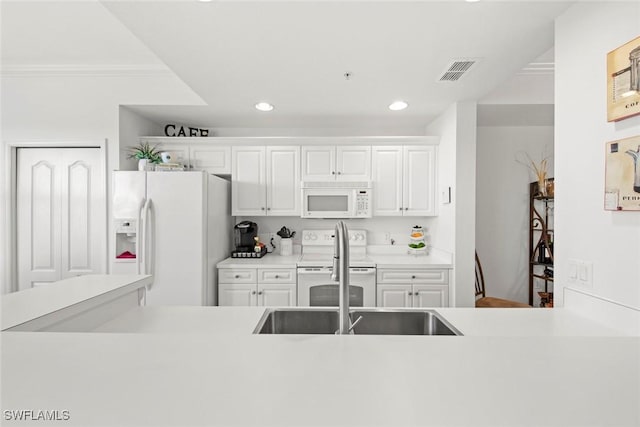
<box><xmin>348</xmin><ymin>315</ymin><xmax>364</xmax><ymax>333</ymax></box>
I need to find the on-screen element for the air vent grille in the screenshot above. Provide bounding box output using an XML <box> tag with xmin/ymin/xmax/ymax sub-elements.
<box><xmin>438</xmin><ymin>59</ymin><xmax>478</xmax><ymax>82</ymax></box>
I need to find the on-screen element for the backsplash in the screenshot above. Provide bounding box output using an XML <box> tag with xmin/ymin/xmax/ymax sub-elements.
<box><xmin>236</xmin><ymin>216</ymin><xmax>437</xmax><ymax>253</ymax></box>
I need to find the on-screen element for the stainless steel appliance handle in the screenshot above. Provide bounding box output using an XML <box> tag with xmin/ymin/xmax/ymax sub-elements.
<box><xmin>297</xmin><ymin>268</ymin><xmax>333</xmax><ymax>275</ymax></box>
<box><xmin>349</xmin><ymin>268</ymin><xmax>376</xmax><ymax>275</ymax></box>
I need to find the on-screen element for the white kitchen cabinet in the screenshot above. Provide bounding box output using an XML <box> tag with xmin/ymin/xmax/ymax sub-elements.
<box><xmin>371</xmin><ymin>145</ymin><xmax>437</xmax><ymax>216</ymax></box>
<box><xmin>218</xmin><ymin>267</ymin><xmax>297</xmax><ymax>307</ymax></box>
<box><xmin>232</xmin><ymin>146</ymin><xmax>300</xmax><ymax>216</ymax></box>
<box><xmin>376</xmin><ymin>268</ymin><xmax>449</xmax><ymax>308</ymax></box>
<box><xmin>218</xmin><ymin>283</ymin><xmax>257</xmax><ymax>306</ymax></box>
<box><xmin>301</xmin><ymin>145</ymin><xmax>371</xmax><ymax>181</ymax></box>
<box><xmin>377</xmin><ymin>284</ymin><xmax>412</xmax><ymax>308</ymax></box>
<box><xmin>152</xmin><ymin>141</ymin><xmax>231</xmax><ymax>174</ymax></box>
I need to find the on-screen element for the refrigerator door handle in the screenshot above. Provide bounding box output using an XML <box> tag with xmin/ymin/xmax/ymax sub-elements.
<box><xmin>136</xmin><ymin>198</ymin><xmax>146</xmax><ymax>275</ymax></box>
<box><xmin>140</xmin><ymin>198</ymin><xmax>152</xmax><ymax>280</ymax></box>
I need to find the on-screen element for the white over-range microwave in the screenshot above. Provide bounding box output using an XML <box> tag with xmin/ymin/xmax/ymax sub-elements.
<box><xmin>301</xmin><ymin>181</ymin><xmax>372</xmax><ymax>218</ymax></box>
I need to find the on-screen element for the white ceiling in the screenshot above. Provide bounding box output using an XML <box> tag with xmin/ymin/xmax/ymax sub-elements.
<box><xmin>1</xmin><ymin>0</ymin><xmax>572</xmax><ymax>130</ymax></box>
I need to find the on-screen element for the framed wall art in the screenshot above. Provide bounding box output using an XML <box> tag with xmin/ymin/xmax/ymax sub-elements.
<box><xmin>607</xmin><ymin>35</ymin><xmax>640</xmax><ymax>122</ymax></box>
<box><xmin>605</xmin><ymin>135</ymin><xmax>640</xmax><ymax>211</ymax></box>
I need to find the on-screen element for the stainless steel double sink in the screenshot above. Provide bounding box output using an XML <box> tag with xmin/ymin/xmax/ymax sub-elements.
<box><xmin>253</xmin><ymin>308</ymin><xmax>462</xmax><ymax>335</ymax></box>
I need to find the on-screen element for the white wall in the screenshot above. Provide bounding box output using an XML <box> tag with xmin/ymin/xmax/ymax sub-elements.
<box><xmin>119</xmin><ymin>106</ymin><xmax>165</xmax><ymax>170</ymax></box>
<box><xmin>476</xmin><ymin>126</ymin><xmax>554</xmax><ymax>304</ymax></box>
<box><xmin>426</xmin><ymin>102</ymin><xmax>477</xmax><ymax>307</ymax></box>
<box><xmin>0</xmin><ymin>72</ymin><xmax>203</xmax><ymax>293</ymax></box>
<box><xmin>555</xmin><ymin>2</ymin><xmax>640</xmax><ymax>318</ymax></box>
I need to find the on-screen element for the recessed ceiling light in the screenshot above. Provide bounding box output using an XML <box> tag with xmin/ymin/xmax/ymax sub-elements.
<box><xmin>255</xmin><ymin>102</ymin><xmax>274</xmax><ymax>112</ymax></box>
<box><xmin>466</xmin><ymin>0</ymin><xmax>480</xmax><ymax>3</ymax></box>
<box><xmin>198</xmin><ymin>0</ymin><xmax>213</xmax><ymax>2</ymax></box>
<box><xmin>389</xmin><ymin>101</ymin><xmax>409</xmax><ymax>111</ymax></box>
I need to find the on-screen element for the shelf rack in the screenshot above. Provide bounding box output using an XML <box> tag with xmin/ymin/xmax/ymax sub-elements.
<box><xmin>529</xmin><ymin>179</ymin><xmax>554</xmax><ymax>307</ymax></box>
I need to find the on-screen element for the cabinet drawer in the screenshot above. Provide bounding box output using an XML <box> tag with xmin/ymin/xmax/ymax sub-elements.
<box><xmin>258</xmin><ymin>268</ymin><xmax>296</xmax><ymax>284</ymax></box>
<box><xmin>218</xmin><ymin>268</ymin><xmax>257</xmax><ymax>284</ymax></box>
<box><xmin>377</xmin><ymin>269</ymin><xmax>448</xmax><ymax>284</ymax></box>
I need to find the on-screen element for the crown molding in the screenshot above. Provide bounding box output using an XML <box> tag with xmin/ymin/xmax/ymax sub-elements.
<box><xmin>0</xmin><ymin>64</ymin><xmax>172</xmax><ymax>77</ymax></box>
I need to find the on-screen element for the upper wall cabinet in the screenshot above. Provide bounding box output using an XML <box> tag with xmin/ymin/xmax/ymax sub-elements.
<box><xmin>231</xmin><ymin>146</ymin><xmax>300</xmax><ymax>216</ymax></box>
<box><xmin>301</xmin><ymin>146</ymin><xmax>371</xmax><ymax>181</ymax></box>
<box><xmin>147</xmin><ymin>140</ymin><xmax>231</xmax><ymax>175</ymax></box>
<box><xmin>371</xmin><ymin>146</ymin><xmax>437</xmax><ymax>216</ymax></box>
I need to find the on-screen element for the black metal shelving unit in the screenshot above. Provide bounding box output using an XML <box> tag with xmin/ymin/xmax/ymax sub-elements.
<box><xmin>529</xmin><ymin>179</ymin><xmax>554</xmax><ymax>307</ymax></box>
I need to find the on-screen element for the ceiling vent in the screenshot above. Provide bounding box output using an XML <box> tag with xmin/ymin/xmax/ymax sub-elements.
<box><xmin>438</xmin><ymin>59</ymin><xmax>478</xmax><ymax>82</ymax></box>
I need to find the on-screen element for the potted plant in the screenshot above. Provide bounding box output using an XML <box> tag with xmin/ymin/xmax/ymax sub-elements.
<box><xmin>126</xmin><ymin>142</ymin><xmax>162</xmax><ymax>171</ymax></box>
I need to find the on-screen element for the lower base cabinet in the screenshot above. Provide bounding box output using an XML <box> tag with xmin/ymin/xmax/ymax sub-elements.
<box><xmin>376</xmin><ymin>269</ymin><xmax>450</xmax><ymax>308</ymax></box>
<box><xmin>218</xmin><ymin>268</ymin><xmax>297</xmax><ymax>307</ymax></box>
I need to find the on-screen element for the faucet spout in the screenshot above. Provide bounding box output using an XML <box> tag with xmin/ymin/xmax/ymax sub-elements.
<box><xmin>333</xmin><ymin>220</ymin><xmax>350</xmax><ymax>335</ymax></box>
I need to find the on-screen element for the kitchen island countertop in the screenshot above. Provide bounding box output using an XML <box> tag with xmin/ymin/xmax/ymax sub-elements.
<box><xmin>2</xmin><ymin>301</ymin><xmax>638</xmax><ymax>426</ymax></box>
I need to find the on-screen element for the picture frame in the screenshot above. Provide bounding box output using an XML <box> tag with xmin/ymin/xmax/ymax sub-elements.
<box><xmin>604</xmin><ymin>135</ymin><xmax>640</xmax><ymax>211</ymax></box>
<box><xmin>607</xmin><ymin>35</ymin><xmax>640</xmax><ymax>122</ymax></box>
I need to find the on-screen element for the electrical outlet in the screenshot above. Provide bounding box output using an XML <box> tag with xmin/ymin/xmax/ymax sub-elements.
<box><xmin>384</xmin><ymin>232</ymin><xmax>391</xmax><ymax>244</ymax></box>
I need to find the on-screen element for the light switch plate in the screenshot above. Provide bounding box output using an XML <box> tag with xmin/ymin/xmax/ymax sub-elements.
<box><xmin>568</xmin><ymin>259</ymin><xmax>578</xmax><ymax>282</ymax></box>
<box><xmin>441</xmin><ymin>187</ymin><xmax>451</xmax><ymax>204</ymax></box>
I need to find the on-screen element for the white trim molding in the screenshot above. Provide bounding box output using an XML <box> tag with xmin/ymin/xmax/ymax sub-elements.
<box><xmin>0</xmin><ymin>64</ymin><xmax>172</xmax><ymax>78</ymax></box>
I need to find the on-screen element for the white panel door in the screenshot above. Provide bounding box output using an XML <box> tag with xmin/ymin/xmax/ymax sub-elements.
<box><xmin>218</xmin><ymin>283</ymin><xmax>257</xmax><ymax>306</ymax></box>
<box><xmin>371</xmin><ymin>146</ymin><xmax>403</xmax><ymax>216</ymax></box>
<box><xmin>191</xmin><ymin>146</ymin><xmax>231</xmax><ymax>174</ymax></box>
<box><xmin>336</xmin><ymin>146</ymin><xmax>371</xmax><ymax>181</ymax></box>
<box><xmin>412</xmin><ymin>284</ymin><xmax>448</xmax><ymax>308</ymax></box>
<box><xmin>258</xmin><ymin>283</ymin><xmax>297</xmax><ymax>307</ymax></box>
<box><xmin>231</xmin><ymin>146</ymin><xmax>267</xmax><ymax>215</ymax></box>
<box><xmin>17</xmin><ymin>148</ymin><xmax>104</xmax><ymax>291</ymax></box>
<box><xmin>403</xmin><ymin>146</ymin><xmax>437</xmax><ymax>216</ymax></box>
<box><xmin>266</xmin><ymin>146</ymin><xmax>300</xmax><ymax>216</ymax></box>
<box><xmin>301</xmin><ymin>146</ymin><xmax>335</xmax><ymax>181</ymax></box>
<box><xmin>376</xmin><ymin>284</ymin><xmax>412</xmax><ymax>308</ymax></box>
<box><xmin>145</xmin><ymin>171</ymin><xmax>205</xmax><ymax>305</ymax></box>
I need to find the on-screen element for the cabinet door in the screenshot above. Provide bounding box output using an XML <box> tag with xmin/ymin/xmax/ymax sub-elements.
<box><xmin>231</xmin><ymin>146</ymin><xmax>267</xmax><ymax>216</ymax></box>
<box><xmin>403</xmin><ymin>146</ymin><xmax>437</xmax><ymax>216</ymax></box>
<box><xmin>336</xmin><ymin>146</ymin><xmax>371</xmax><ymax>181</ymax></box>
<box><xmin>258</xmin><ymin>283</ymin><xmax>297</xmax><ymax>307</ymax></box>
<box><xmin>371</xmin><ymin>146</ymin><xmax>403</xmax><ymax>216</ymax></box>
<box><xmin>376</xmin><ymin>284</ymin><xmax>412</xmax><ymax>308</ymax></box>
<box><xmin>412</xmin><ymin>284</ymin><xmax>448</xmax><ymax>308</ymax></box>
<box><xmin>191</xmin><ymin>146</ymin><xmax>231</xmax><ymax>174</ymax></box>
<box><xmin>157</xmin><ymin>143</ymin><xmax>190</xmax><ymax>168</ymax></box>
<box><xmin>218</xmin><ymin>283</ymin><xmax>257</xmax><ymax>306</ymax></box>
<box><xmin>266</xmin><ymin>146</ymin><xmax>300</xmax><ymax>216</ymax></box>
<box><xmin>301</xmin><ymin>146</ymin><xmax>336</xmax><ymax>181</ymax></box>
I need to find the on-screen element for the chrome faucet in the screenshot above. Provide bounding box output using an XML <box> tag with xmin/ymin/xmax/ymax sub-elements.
<box><xmin>331</xmin><ymin>220</ymin><xmax>351</xmax><ymax>334</ymax></box>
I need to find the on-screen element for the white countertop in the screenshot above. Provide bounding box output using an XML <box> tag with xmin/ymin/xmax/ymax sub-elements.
<box><xmin>216</xmin><ymin>250</ymin><xmax>453</xmax><ymax>269</ymax></box>
<box><xmin>0</xmin><ymin>275</ymin><xmax>152</xmax><ymax>330</ymax></box>
<box><xmin>3</xmin><ymin>277</ymin><xmax>637</xmax><ymax>426</ymax></box>
<box><xmin>4</xmin><ymin>303</ymin><xmax>639</xmax><ymax>426</ymax></box>
<box><xmin>217</xmin><ymin>254</ymin><xmax>301</xmax><ymax>269</ymax></box>
<box><xmin>2</xmin><ymin>310</ymin><xmax>637</xmax><ymax>427</ymax></box>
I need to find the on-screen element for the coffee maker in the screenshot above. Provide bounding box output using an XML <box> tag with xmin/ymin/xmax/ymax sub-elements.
<box><xmin>232</xmin><ymin>221</ymin><xmax>259</xmax><ymax>256</ymax></box>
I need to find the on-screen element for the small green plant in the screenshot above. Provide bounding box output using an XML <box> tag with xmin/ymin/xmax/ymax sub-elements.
<box><xmin>126</xmin><ymin>142</ymin><xmax>162</xmax><ymax>163</ymax></box>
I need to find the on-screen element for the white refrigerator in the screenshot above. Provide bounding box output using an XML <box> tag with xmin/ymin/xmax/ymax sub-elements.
<box><xmin>111</xmin><ymin>171</ymin><xmax>232</xmax><ymax>306</ymax></box>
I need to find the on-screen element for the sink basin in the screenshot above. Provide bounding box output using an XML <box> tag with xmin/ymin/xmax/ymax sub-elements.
<box><xmin>349</xmin><ymin>309</ymin><xmax>461</xmax><ymax>335</ymax></box>
<box><xmin>254</xmin><ymin>308</ymin><xmax>339</xmax><ymax>334</ymax></box>
<box><xmin>254</xmin><ymin>308</ymin><xmax>462</xmax><ymax>336</ymax></box>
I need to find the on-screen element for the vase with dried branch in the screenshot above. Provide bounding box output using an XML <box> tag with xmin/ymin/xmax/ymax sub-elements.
<box><xmin>517</xmin><ymin>152</ymin><xmax>551</xmax><ymax>197</ymax></box>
